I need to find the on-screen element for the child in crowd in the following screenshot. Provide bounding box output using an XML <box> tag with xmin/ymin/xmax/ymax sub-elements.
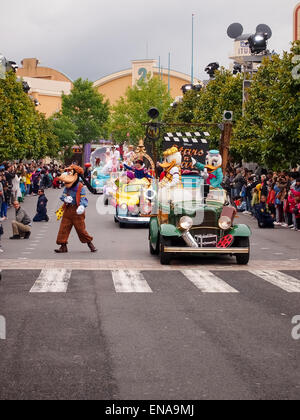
<box><xmin>255</xmin><ymin>195</ymin><xmax>274</xmax><ymax>229</ymax></box>
<box><xmin>33</xmin><ymin>189</ymin><xmax>49</xmax><ymax>222</ymax></box>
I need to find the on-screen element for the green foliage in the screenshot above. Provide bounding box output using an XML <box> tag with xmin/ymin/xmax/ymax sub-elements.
<box><xmin>232</xmin><ymin>41</ymin><xmax>300</xmax><ymax>170</ymax></box>
<box><xmin>0</xmin><ymin>72</ymin><xmax>58</xmax><ymax>161</ymax></box>
<box><xmin>61</xmin><ymin>78</ymin><xmax>110</xmax><ymax>147</ymax></box>
<box><xmin>109</xmin><ymin>75</ymin><xmax>173</xmax><ymax>145</ymax></box>
<box><xmin>164</xmin><ymin>69</ymin><xmax>243</xmax><ymax>149</ymax></box>
<box><xmin>49</xmin><ymin>113</ymin><xmax>78</xmax><ymax>160</ymax></box>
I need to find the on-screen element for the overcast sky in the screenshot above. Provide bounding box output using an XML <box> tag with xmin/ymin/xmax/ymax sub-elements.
<box><xmin>0</xmin><ymin>0</ymin><xmax>297</xmax><ymax>82</ymax></box>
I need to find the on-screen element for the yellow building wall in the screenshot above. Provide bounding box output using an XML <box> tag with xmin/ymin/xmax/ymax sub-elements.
<box><xmin>17</xmin><ymin>58</ymin><xmax>71</xmax><ymax>82</ymax></box>
<box><xmin>295</xmin><ymin>3</ymin><xmax>300</xmax><ymax>41</ymax></box>
<box><xmin>96</xmin><ymin>73</ymin><xmax>192</xmax><ymax>106</ymax></box>
<box><xmin>34</xmin><ymin>95</ymin><xmax>62</xmax><ymax>118</ymax></box>
<box><xmin>96</xmin><ymin>75</ymin><xmax>132</xmax><ymax>106</ymax></box>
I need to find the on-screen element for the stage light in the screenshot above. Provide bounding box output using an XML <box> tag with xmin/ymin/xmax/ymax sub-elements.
<box><xmin>181</xmin><ymin>84</ymin><xmax>193</xmax><ymax>94</ymax></box>
<box><xmin>205</xmin><ymin>62</ymin><xmax>220</xmax><ymax>79</ymax></box>
<box><xmin>233</xmin><ymin>63</ymin><xmax>242</xmax><ymax>75</ymax></box>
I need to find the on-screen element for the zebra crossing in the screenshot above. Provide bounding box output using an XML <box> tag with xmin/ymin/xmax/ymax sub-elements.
<box><xmin>5</xmin><ymin>268</ymin><xmax>298</xmax><ymax>295</ymax></box>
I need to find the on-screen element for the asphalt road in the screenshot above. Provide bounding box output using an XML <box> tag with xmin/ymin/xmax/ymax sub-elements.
<box><xmin>0</xmin><ymin>188</ymin><xmax>299</xmax><ymax>262</ymax></box>
<box><xmin>0</xmin><ymin>189</ymin><xmax>300</xmax><ymax>400</ymax></box>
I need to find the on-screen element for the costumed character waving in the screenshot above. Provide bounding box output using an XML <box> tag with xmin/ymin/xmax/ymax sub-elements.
<box><xmin>159</xmin><ymin>146</ymin><xmax>182</xmax><ymax>189</ymax></box>
<box><xmin>124</xmin><ymin>160</ymin><xmax>153</xmax><ymax>181</ymax></box>
<box><xmin>55</xmin><ymin>165</ymin><xmax>97</xmax><ymax>254</ymax></box>
<box><xmin>192</xmin><ymin>150</ymin><xmax>223</xmax><ymax>189</ymax></box>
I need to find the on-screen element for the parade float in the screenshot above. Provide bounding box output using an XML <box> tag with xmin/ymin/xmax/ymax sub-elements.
<box><xmin>148</xmin><ymin>130</ymin><xmax>252</xmax><ymax>265</ymax></box>
<box><xmin>90</xmin><ymin>146</ymin><xmax>120</xmax><ymax>194</ymax></box>
<box><xmin>106</xmin><ymin>140</ymin><xmax>156</xmax><ymax>228</ymax></box>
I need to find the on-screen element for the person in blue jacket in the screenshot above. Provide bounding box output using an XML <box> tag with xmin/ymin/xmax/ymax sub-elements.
<box><xmin>33</xmin><ymin>189</ymin><xmax>49</xmax><ymax>222</ymax></box>
<box><xmin>124</xmin><ymin>160</ymin><xmax>152</xmax><ymax>180</ymax></box>
<box><xmin>255</xmin><ymin>195</ymin><xmax>275</xmax><ymax>228</ymax></box>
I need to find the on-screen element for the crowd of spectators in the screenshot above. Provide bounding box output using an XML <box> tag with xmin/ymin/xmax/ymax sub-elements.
<box><xmin>0</xmin><ymin>161</ymin><xmax>63</xmax><ymax>219</ymax></box>
<box><xmin>223</xmin><ymin>167</ymin><xmax>300</xmax><ymax>231</ymax></box>
<box><xmin>0</xmin><ymin>161</ymin><xmax>64</xmax><ymax>251</ymax></box>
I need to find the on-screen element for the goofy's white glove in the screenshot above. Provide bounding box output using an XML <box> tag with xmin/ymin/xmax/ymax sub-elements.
<box><xmin>191</xmin><ymin>158</ymin><xmax>197</xmax><ymax>167</ymax></box>
<box><xmin>64</xmin><ymin>196</ymin><xmax>73</xmax><ymax>204</ymax></box>
<box><xmin>76</xmin><ymin>205</ymin><xmax>85</xmax><ymax>215</ymax></box>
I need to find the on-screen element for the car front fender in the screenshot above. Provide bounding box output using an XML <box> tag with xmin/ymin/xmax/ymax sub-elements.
<box><xmin>229</xmin><ymin>224</ymin><xmax>252</xmax><ymax>237</ymax></box>
<box><xmin>160</xmin><ymin>224</ymin><xmax>182</xmax><ymax>238</ymax></box>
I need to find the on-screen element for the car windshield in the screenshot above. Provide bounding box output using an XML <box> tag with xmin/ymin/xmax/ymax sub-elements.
<box><xmin>124</xmin><ymin>185</ymin><xmax>141</xmax><ymax>193</ymax></box>
<box><xmin>206</xmin><ymin>189</ymin><xmax>226</xmax><ymax>204</ymax></box>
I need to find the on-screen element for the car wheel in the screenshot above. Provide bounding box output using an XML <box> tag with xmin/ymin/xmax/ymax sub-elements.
<box><xmin>119</xmin><ymin>222</ymin><xmax>126</xmax><ymax>229</ymax></box>
<box><xmin>149</xmin><ymin>234</ymin><xmax>160</xmax><ymax>255</ymax></box>
<box><xmin>114</xmin><ymin>216</ymin><xmax>118</xmax><ymax>224</ymax></box>
<box><xmin>236</xmin><ymin>237</ymin><xmax>250</xmax><ymax>265</ymax></box>
<box><xmin>160</xmin><ymin>237</ymin><xmax>171</xmax><ymax>265</ymax></box>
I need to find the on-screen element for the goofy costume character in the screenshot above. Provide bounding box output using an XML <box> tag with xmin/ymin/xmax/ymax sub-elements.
<box><xmin>192</xmin><ymin>150</ymin><xmax>223</xmax><ymax>189</ymax></box>
<box><xmin>55</xmin><ymin>165</ymin><xmax>97</xmax><ymax>254</ymax></box>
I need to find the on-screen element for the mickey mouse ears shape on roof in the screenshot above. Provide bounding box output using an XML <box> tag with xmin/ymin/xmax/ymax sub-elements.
<box><xmin>227</xmin><ymin>23</ymin><xmax>244</xmax><ymax>39</ymax></box>
<box><xmin>256</xmin><ymin>24</ymin><xmax>272</xmax><ymax>39</ymax></box>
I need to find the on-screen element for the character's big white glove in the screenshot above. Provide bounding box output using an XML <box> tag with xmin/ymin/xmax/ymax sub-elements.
<box><xmin>191</xmin><ymin>158</ymin><xmax>197</xmax><ymax>167</ymax></box>
<box><xmin>76</xmin><ymin>205</ymin><xmax>85</xmax><ymax>215</ymax></box>
<box><xmin>64</xmin><ymin>196</ymin><xmax>73</xmax><ymax>204</ymax></box>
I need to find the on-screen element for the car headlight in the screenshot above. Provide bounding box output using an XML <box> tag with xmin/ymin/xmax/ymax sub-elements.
<box><xmin>145</xmin><ymin>188</ymin><xmax>156</xmax><ymax>201</ymax></box>
<box><xmin>219</xmin><ymin>216</ymin><xmax>232</xmax><ymax>230</ymax></box>
<box><xmin>179</xmin><ymin>216</ymin><xmax>193</xmax><ymax>231</ymax></box>
<box><xmin>95</xmin><ymin>180</ymin><xmax>100</xmax><ymax>185</ymax></box>
<box><xmin>120</xmin><ymin>203</ymin><xmax>128</xmax><ymax>211</ymax></box>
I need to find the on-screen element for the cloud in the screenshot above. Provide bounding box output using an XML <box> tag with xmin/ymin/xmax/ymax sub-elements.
<box><xmin>0</xmin><ymin>0</ymin><xmax>296</xmax><ymax>81</ymax></box>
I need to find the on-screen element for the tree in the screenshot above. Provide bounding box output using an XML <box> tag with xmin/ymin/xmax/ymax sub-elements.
<box><xmin>163</xmin><ymin>69</ymin><xmax>243</xmax><ymax>149</ymax></box>
<box><xmin>0</xmin><ymin>71</ymin><xmax>58</xmax><ymax>161</ymax></box>
<box><xmin>61</xmin><ymin>78</ymin><xmax>110</xmax><ymax>149</ymax></box>
<box><xmin>232</xmin><ymin>41</ymin><xmax>300</xmax><ymax>170</ymax></box>
<box><xmin>49</xmin><ymin>113</ymin><xmax>78</xmax><ymax>160</ymax></box>
<box><xmin>109</xmin><ymin>75</ymin><xmax>173</xmax><ymax>145</ymax></box>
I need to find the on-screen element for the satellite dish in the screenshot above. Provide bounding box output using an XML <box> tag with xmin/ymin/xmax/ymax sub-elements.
<box><xmin>227</xmin><ymin>23</ymin><xmax>244</xmax><ymax>39</ymax></box>
<box><xmin>256</xmin><ymin>24</ymin><xmax>272</xmax><ymax>39</ymax></box>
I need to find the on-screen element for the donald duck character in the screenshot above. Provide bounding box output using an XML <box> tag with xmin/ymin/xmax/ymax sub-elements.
<box><xmin>159</xmin><ymin>146</ymin><xmax>182</xmax><ymax>189</ymax></box>
<box><xmin>192</xmin><ymin>150</ymin><xmax>223</xmax><ymax>189</ymax></box>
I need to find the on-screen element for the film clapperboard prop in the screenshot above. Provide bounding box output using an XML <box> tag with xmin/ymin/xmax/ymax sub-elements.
<box><xmin>163</xmin><ymin>131</ymin><xmax>210</xmax><ymax>171</ymax></box>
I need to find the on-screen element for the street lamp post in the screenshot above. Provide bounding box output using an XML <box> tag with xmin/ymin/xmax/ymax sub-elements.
<box><xmin>191</xmin><ymin>14</ymin><xmax>195</xmax><ymax>84</ymax></box>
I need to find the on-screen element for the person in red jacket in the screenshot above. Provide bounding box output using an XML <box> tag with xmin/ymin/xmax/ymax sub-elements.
<box><xmin>267</xmin><ymin>184</ymin><xmax>276</xmax><ymax>219</ymax></box>
<box><xmin>292</xmin><ymin>196</ymin><xmax>300</xmax><ymax>231</ymax></box>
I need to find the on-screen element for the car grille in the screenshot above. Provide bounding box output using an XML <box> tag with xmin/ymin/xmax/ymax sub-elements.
<box><xmin>197</xmin><ymin>210</ymin><xmax>218</xmax><ymax>228</ymax></box>
<box><xmin>194</xmin><ymin>234</ymin><xmax>218</xmax><ymax>247</ymax></box>
<box><xmin>190</xmin><ymin>211</ymin><xmax>220</xmax><ymax>247</ymax></box>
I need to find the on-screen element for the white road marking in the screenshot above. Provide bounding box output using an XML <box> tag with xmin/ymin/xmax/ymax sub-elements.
<box><xmin>112</xmin><ymin>270</ymin><xmax>152</xmax><ymax>293</ymax></box>
<box><xmin>250</xmin><ymin>270</ymin><xmax>300</xmax><ymax>293</ymax></box>
<box><xmin>182</xmin><ymin>270</ymin><xmax>239</xmax><ymax>293</ymax></box>
<box><xmin>30</xmin><ymin>269</ymin><xmax>72</xmax><ymax>293</ymax></box>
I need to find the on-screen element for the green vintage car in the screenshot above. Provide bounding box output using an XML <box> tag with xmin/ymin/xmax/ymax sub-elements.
<box><xmin>149</xmin><ymin>178</ymin><xmax>251</xmax><ymax>265</ymax></box>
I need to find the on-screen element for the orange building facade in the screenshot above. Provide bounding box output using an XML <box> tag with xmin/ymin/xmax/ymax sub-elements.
<box><xmin>294</xmin><ymin>3</ymin><xmax>300</xmax><ymax>41</ymax></box>
<box><xmin>17</xmin><ymin>58</ymin><xmax>199</xmax><ymax>117</ymax></box>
